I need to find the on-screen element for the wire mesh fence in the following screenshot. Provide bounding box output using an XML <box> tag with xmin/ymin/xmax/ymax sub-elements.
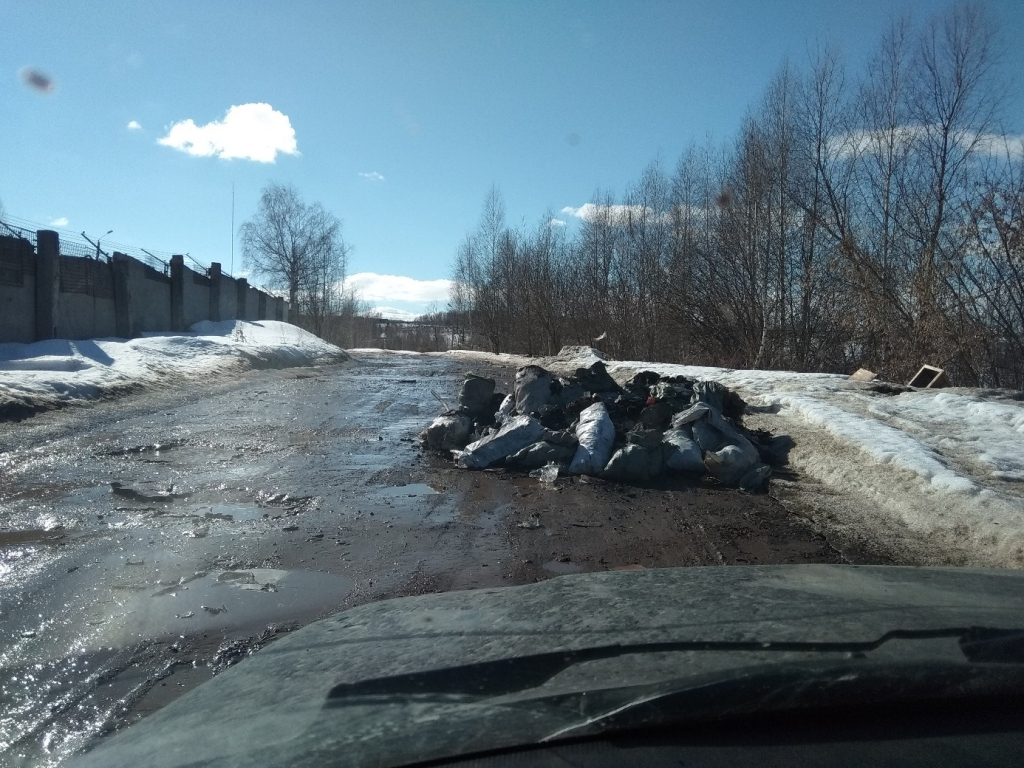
<box><xmin>0</xmin><ymin>217</ymin><xmax>38</xmax><ymax>246</ymax></box>
<box><xmin>0</xmin><ymin>215</ymin><xmax>179</xmax><ymax>275</ymax></box>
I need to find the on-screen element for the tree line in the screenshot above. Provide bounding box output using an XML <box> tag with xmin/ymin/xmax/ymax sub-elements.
<box><xmin>450</xmin><ymin>3</ymin><xmax>1024</xmax><ymax>388</ymax></box>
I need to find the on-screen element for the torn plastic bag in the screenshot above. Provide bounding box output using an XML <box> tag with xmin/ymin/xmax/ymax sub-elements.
<box><xmin>542</xmin><ymin>428</ymin><xmax>579</xmax><ymax>449</ymax></box>
<box><xmin>704</xmin><ymin>444</ymin><xmax>758</xmax><ymax>486</ymax></box>
<box><xmin>419</xmin><ymin>412</ymin><xmax>474</xmax><ymax>452</ymax></box>
<box><xmin>738</xmin><ymin>462</ymin><xmax>772</xmax><ymax>492</ymax></box>
<box><xmin>673</xmin><ymin>402</ymin><xmax>759</xmax><ymax>465</ymax></box>
<box><xmin>692</xmin><ymin>420</ymin><xmax>726</xmax><ymax>453</ymax></box>
<box><xmin>603</xmin><ymin>444</ymin><xmax>659</xmax><ymax>483</ymax></box>
<box><xmin>529</xmin><ymin>464</ymin><xmax>560</xmax><ymax>484</ymax></box>
<box><xmin>567</xmin><ymin>402</ymin><xmax>615</xmax><ymax>475</ymax></box>
<box><xmin>671</xmin><ymin>402</ymin><xmax>711</xmax><ymax>426</ymax></box>
<box><xmin>493</xmin><ymin>393</ymin><xmax>515</xmax><ymax>426</ymax></box>
<box><xmin>663</xmin><ymin>429</ymin><xmax>705</xmax><ymax>474</ymax></box>
<box><xmin>506</xmin><ymin>441</ymin><xmax>576</xmax><ymax>470</ymax></box>
<box><xmin>454</xmin><ymin>415</ymin><xmax>545</xmax><ymax>470</ymax></box>
<box><xmin>651</xmin><ymin>381</ymin><xmax>693</xmax><ymax>402</ymax></box>
<box><xmin>514</xmin><ymin>365</ymin><xmax>556</xmax><ymax>415</ymax></box>
<box><xmin>692</xmin><ymin>380</ymin><xmax>728</xmax><ymax>412</ymax></box>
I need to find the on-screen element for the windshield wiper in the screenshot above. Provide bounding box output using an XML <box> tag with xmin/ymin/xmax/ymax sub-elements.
<box><xmin>325</xmin><ymin>626</ymin><xmax>1024</xmax><ymax>704</ymax></box>
<box><xmin>541</xmin><ymin>659</ymin><xmax>1024</xmax><ymax>742</ymax></box>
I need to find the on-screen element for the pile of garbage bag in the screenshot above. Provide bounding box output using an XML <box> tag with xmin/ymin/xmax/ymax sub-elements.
<box><xmin>419</xmin><ymin>361</ymin><xmax>772</xmax><ymax>491</ymax></box>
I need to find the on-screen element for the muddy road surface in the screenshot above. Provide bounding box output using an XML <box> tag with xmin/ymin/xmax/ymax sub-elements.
<box><xmin>0</xmin><ymin>352</ymin><xmax>903</xmax><ymax>767</ymax></box>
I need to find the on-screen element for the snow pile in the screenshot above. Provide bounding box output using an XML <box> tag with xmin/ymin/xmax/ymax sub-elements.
<box><xmin>0</xmin><ymin>320</ymin><xmax>347</xmax><ymax>419</ymax></box>
<box><xmin>586</xmin><ymin>357</ymin><xmax>1024</xmax><ymax>568</ymax></box>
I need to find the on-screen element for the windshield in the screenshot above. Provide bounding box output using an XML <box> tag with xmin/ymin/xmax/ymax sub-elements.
<box><xmin>2</xmin><ymin>2</ymin><xmax>1024</xmax><ymax>767</ymax></box>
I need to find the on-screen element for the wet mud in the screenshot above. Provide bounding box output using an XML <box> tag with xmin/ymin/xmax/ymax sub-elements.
<box><xmin>0</xmin><ymin>352</ymin><xmax>903</xmax><ymax>767</ymax></box>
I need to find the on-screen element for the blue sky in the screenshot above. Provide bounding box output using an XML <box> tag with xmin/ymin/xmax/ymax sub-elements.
<box><xmin>3</xmin><ymin>0</ymin><xmax>1023</xmax><ymax>316</ymax></box>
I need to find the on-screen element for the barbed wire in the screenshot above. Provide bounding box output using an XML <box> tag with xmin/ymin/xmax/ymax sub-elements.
<box><xmin>0</xmin><ymin>214</ymin><xmax>247</xmax><ymax>281</ymax></box>
<box><xmin>0</xmin><ymin>214</ymin><xmax>187</xmax><ymax>276</ymax></box>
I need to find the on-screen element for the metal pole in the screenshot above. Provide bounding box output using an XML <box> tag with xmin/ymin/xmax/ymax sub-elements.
<box><xmin>230</xmin><ymin>181</ymin><xmax>235</xmax><ymax>276</ymax></box>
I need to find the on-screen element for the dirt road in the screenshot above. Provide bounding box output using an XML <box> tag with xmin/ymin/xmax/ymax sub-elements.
<box><xmin>0</xmin><ymin>352</ymin><xmax>905</xmax><ymax>767</ymax></box>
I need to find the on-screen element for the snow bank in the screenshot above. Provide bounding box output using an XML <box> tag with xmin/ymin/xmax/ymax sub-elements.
<box><xmin>0</xmin><ymin>320</ymin><xmax>347</xmax><ymax>420</ymax></box>
<box><xmin>586</xmin><ymin>358</ymin><xmax>1024</xmax><ymax>568</ymax></box>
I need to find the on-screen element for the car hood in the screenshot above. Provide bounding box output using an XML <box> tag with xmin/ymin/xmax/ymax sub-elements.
<box><xmin>73</xmin><ymin>564</ymin><xmax>1024</xmax><ymax>768</ymax></box>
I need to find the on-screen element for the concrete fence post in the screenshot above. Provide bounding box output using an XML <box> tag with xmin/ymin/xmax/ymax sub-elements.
<box><xmin>236</xmin><ymin>278</ymin><xmax>248</xmax><ymax>319</ymax></box>
<box><xmin>257</xmin><ymin>291</ymin><xmax>267</xmax><ymax>320</ymax></box>
<box><xmin>34</xmin><ymin>230</ymin><xmax>60</xmax><ymax>341</ymax></box>
<box><xmin>112</xmin><ymin>252</ymin><xmax>133</xmax><ymax>338</ymax></box>
<box><xmin>170</xmin><ymin>254</ymin><xmax>184</xmax><ymax>331</ymax></box>
<box><xmin>209</xmin><ymin>262</ymin><xmax>222</xmax><ymax>322</ymax></box>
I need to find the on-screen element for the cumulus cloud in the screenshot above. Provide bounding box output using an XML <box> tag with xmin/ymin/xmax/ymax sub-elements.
<box><xmin>831</xmin><ymin>125</ymin><xmax>1024</xmax><ymax>159</ymax></box>
<box><xmin>358</xmin><ymin>171</ymin><xmax>385</xmax><ymax>182</ymax></box>
<box><xmin>347</xmin><ymin>272</ymin><xmax>452</xmax><ymax>304</ymax></box>
<box><xmin>561</xmin><ymin>203</ymin><xmax>666</xmax><ymax>224</ymax></box>
<box><xmin>157</xmin><ymin>103</ymin><xmax>298</xmax><ymax>162</ymax></box>
<box><xmin>548</xmin><ymin>218</ymin><xmax>566</xmax><ymax>227</ymax></box>
<box><xmin>49</xmin><ymin>217</ymin><xmax>68</xmax><ymax>227</ymax></box>
<box><xmin>127</xmin><ymin>120</ymin><xmax>142</xmax><ymax>131</ymax></box>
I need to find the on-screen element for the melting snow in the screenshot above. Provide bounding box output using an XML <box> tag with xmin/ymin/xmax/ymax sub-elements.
<box><xmin>0</xmin><ymin>320</ymin><xmax>346</xmax><ymax>416</ymax></box>
<box><xmin>598</xmin><ymin>359</ymin><xmax>1024</xmax><ymax>568</ymax></box>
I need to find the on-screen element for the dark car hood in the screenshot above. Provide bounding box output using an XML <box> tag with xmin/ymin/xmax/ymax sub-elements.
<box><xmin>73</xmin><ymin>564</ymin><xmax>1024</xmax><ymax>768</ymax></box>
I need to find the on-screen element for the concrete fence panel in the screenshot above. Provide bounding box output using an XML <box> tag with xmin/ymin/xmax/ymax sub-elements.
<box><xmin>183</xmin><ymin>266</ymin><xmax>211</xmax><ymax>329</ymax></box>
<box><xmin>0</xmin><ymin>236</ymin><xmax>36</xmax><ymax>343</ymax></box>
<box><xmin>127</xmin><ymin>258</ymin><xmax>172</xmax><ymax>335</ymax></box>
<box><xmin>56</xmin><ymin>255</ymin><xmax>117</xmax><ymax>340</ymax></box>
<box><xmin>246</xmin><ymin>286</ymin><xmax>261</xmax><ymax>321</ymax></box>
<box><xmin>1</xmin><ymin>231</ymin><xmax>295</xmax><ymax>343</ymax></box>
<box><xmin>218</xmin><ymin>273</ymin><xmax>237</xmax><ymax>322</ymax></box>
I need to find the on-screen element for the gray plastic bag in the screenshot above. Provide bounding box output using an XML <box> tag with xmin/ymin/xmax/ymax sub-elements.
<box><xmin>567</xmin><ymin>402</ymin><xmax>615</xmax><ymax>475</ymax></box>
<box><xmin>454</xmin><ymin>415</ymin><xmax>545</xmax><ymax>470</ymax></box>
<box><xmin>420</xmin><ymin>412</ymin><xmax>473</xmax><ymax>451</ymax></box>
<box><xmin>663</xmin><ymin>429</ymin><xmax>705</xmax><ymax>474</ymax></box>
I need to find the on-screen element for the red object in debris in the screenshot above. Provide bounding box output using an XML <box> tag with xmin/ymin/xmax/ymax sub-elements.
<box><xmin>646</xmin><ymin>396</ymin><xmax>655</xmax><ymax>406</ymax></box>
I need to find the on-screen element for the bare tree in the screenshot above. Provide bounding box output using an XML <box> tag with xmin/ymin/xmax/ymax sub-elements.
<box><xmin>239</xmin><ymin>182</ymin><xmax>348</xmax><ymax>319</ymax></box>
<box><xmin>445</xmin><ymin>3</ymin><xmax>1016</xmax><ymax>385</ymax></box>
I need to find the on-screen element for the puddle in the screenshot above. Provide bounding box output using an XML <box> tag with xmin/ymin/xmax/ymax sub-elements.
<box><xmin>59</xmin><ymin>484</ymin><xmax>115</xmax><ymax>506</ymax></box>
<box><xmin>190</xmin><ymin>503</ymin><xmax>267</xmax><ymax>522</ymax></box>
<box><xmin>0</xmin><ymin>529</ymin><xmax>67</xmax><ymax>548</ymax></box>
<box><xmin>86</xmin><ymin>568</ymin><xmax>355</xmax><ymax>646</ymax></box>
<box><xmin>373</xmin><ymin>483</ymin><xmax>439</xmax><ymax>498</ymax></box>
<box><xmin>542</xmin><ymin>560</ymin><xmax>583</xmax><ymax>575</ymax></box>
<box><xmin>102</xmin><ymin>440</ymin><xmax>185</xmax><ymax>457</ymax></box>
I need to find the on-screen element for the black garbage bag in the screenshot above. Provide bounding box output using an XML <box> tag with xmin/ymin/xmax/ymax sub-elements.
<box><xmin>457</xmin><ymin>374</ymin><xmax>496</xmax><ymax>416</ymax></box>
<box><xmin>515</xmin><ymin>365</ymin><xmax>557</xmax><ymax>415</ymax></box>
<box><xmin>575</xmin><ymin>361</ymin><xmax>621</xmax><ymax>394</ymax></box>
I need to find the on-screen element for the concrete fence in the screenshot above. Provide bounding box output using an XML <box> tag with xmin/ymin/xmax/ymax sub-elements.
<box><xmin>0</xmin><ymin>230</ymin><xmax>288</xmax><ymax>344</ymax></box>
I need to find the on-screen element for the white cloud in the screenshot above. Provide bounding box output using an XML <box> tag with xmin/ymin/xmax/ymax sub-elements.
<box><xmin>548</xmin><ymin>218</ymin><xmax>566</xmax><ymax>227</ymax></box>
<box><xmin>347</xmin><ymin>272</ymin><xmax>452</xmax><ymax>304</ymax></box>
<box><xmin>831</xmin><ymin>125</ymin><xmax>1024</xmax><ymax>160</ymax></box>
<box><xmin>49</xmin><ymin>216</ymin><xmax>68</xmax><ymax>227</ymax></box>
<box><xmin>561</xmin><ymin>203</ymin><xmax>666</xmax><ymax>224</ymax></box>
<box><xmin>127</xmin><ymin>120</ymin><xmax>142</xmax><ymax>131</ymax></box>
<box><xmin>157</xmin><ymin>103</ymin><xmax>298</xmax><ymax>163</ymax></box>
<box><xmin>365</xmin><ymin>306</ymin><xmax>421</xmax><ymax>321</ymax></box>
<box><xmin>358</xmin><ymin>171</ymin><xmax>385</xmax><ymax>182</ymax></box>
